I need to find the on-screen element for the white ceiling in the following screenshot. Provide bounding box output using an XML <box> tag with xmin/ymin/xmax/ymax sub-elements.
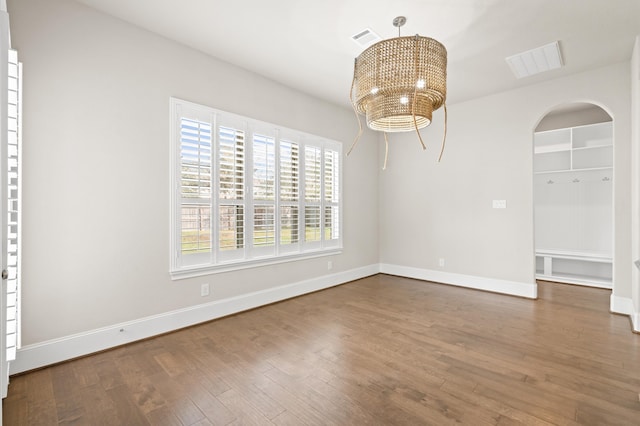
<box><xmin>74</xmin><ymin>0</ymin><xmax>640</xmax><ymax>108</ymax></box>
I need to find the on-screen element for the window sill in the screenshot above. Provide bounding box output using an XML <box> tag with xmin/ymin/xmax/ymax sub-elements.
<box><xmin>170</xmin><ymin>248</ymin><xmax>343</xmax><ymax>280</ymax></box>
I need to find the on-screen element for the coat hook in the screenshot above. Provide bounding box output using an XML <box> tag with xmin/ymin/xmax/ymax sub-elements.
<box><xmin>572</xmin><ymin>178</ymin><xmax>580</xmax><ymax>183</ymax></box>
<box><xmin>547</xmin><ymin>180</ymin><xmax>554</xmax><ymax>184</ymax></box>
<box><xmin>602</xmin><ymin>176</ymin><xmax>610</xmax><ymax>182</ymax></box>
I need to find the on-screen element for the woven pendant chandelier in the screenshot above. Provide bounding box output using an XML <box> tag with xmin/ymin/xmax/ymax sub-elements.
<box><xmin>348</xmin><ymin>16</ymin><xmax>448</xmax><ymax>168</ymax></box>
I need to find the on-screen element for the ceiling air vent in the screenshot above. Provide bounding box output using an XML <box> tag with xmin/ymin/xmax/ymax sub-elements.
<box><xmin>506</xmin><ymin>41</ymin><xmax>563</xmax><ymax>79</ymax></box>
<box><xmin>351</xmin><ymin>28</ymin><xmax>381</xmax><ymax>48</ymax></box>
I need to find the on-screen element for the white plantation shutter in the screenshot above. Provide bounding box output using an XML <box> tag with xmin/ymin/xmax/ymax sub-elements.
<box><xmin>304</xmin><ymin>146</ymin><xmax>321</xmax><ymax>202</ymax></box>
<box><xmin>252</xmin><ymin>133</ymin><xmax>276</xmax><ymax>253</ymax></box>
<box><xmin>324</xmin><ymin>148</ymin><xmax>340</xmax><ymax>244</ymax></box>
<box><xmin>218</xmin><ymin>124</ymin><xmax>245</xmax><ymax>260</ymax></box>
<box><xmin>279</xmin><ymin>140</ymin><xmax>299</xmax><ymax>251</ymax></box>
<box><xmin>218</xmin><ymin>127</ymin><xmax>245</xmax><ymax>201</ymax></box>
<box><xmin>304</xmin><ymin>146</ymin><xmax>322</xmax><ymax>244</ymax></box>
<box><xmin>304</xmin><ymin>206</ymin><xmax>321</xmax><ymax>243</ymax></box>
<box><xmin>170</xmin><ymin>98</ymin><xmax>342</xmax><ymax>278</ymax></box>
<box><xmin>253</xmin><ymin>205</ymin><xmax>275</xmax><ymax>247</ymax></box>
<box><xmin>6</xmin><ymin>49</ymin><xmax>21</xmax><ymax>362</ymax></box>
<box><xmin>180</xmin><ymin>117</ymin><xmax>212</xmax><ymax>253</ymax></box>
<box><xmin>252</xmin><ymin>134</ymin><xmax>275</xmax><ymax>201</ymax></box>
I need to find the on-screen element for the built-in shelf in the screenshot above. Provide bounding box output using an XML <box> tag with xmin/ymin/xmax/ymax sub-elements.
<box><xmin>535</xmin><ymin>249</ymin><xmax>612</xmax><ymax>289</ymax></box>
<box><xmin>534</xmin><ymin>120</ymin><xmax>613</xmax><ymax>288</ymax></box>
<box><xmin>536</xmin><ymin>272</ymin><xmax>611</xmax><ymax>288</ymax></box>
<box><xmin>534</xmin><ymin>166</ymin><xmax>611</xmax><ymax>175</ymax></box>
<box><xmin>533</xmin><ymin>121</ymin><xmax>613</xmax><ymax>173</ymax></box>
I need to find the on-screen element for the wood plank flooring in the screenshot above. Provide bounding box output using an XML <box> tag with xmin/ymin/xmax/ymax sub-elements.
<box><xmin>3</xmin><ymin>275</ymin><xmax>640</xmax><ymax>425</ymax></box>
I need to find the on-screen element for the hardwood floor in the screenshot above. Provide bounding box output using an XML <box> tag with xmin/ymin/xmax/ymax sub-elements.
<box><xmin>3</xmin><ymin>275</ymin><xmax>640</xmax><ymax>425</ymax></box>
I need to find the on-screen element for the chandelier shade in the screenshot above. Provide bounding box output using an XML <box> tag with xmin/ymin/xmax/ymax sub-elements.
<box><xmin>353</xmin><ymin>35</ymin><xmax>447</xmax><ymax>133</ymax></box>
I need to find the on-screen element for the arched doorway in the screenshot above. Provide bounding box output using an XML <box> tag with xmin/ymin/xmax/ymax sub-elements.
<box><xmin>533</xmin><ymin>102</ymin><xmax>614</xmax><ymax>288</ymax></box>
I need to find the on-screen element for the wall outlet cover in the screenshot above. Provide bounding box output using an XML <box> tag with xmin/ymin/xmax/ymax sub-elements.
<box><xmin>201</xmin><ymin>283</ymin><xmax>210</xmax><ymax>297</ymax></box>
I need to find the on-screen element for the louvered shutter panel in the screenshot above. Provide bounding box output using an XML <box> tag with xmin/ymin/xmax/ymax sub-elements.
<box><xmin>180</xmin><ymin>117</ymin><xmax>212</xmax><ymax>258</ymax></box>
<box><xmin>324</xmin><ymin>148</ymin><xmax>340</xmax><ymax>243</ymax></box>
<box><xmin>6</xmin><ymin>49</ymin><xmax>21</xmax><ymax>361</ymax></box>
<box><xmin>218</xmin><ymin>125</ymin><xmax>245</xmax><ymax>257</ymax></box>
<box><xmin>279</xmin><ymin>140</ymin><xmax>299</xmax><ymax>249</ymax></box>
<box><xmin>252</xmin><ymin>134</ymin><xmax>275</xmax><ymax>250</ymax></box>
<box><xmin>304</xmin><ymin>146</ymin><xmax>322</xmax><ymax>243</ymax></box>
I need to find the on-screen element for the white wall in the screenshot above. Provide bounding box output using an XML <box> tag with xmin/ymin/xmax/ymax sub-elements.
<box><xmin>8</xmin><ymin>0</ymin><xmax>379</xmax><ymax>351</ymax></box>
<box><xmin>379</xmin><ymin>62</ymin><xmax>632</xmax><ymax>300</ymax></box>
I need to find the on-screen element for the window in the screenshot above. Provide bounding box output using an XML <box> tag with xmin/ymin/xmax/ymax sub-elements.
<box><xmin>170</xmin><ymin>98</ymin><xmax>342</xmax><ymax>278</ymax></box>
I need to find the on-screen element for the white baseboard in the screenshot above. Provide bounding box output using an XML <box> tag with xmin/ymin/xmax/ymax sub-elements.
<box><xmin>610</xmin><ymin>294</ymin><xmax>640</xmax><ymax>332</ymax></box>
<box><xmin>380</xmin><ymin>263</ymin><xmax>538</xmax><ymax>299</ymax></box>
<box><xmin>10</xmin><ymin>264</ymin><xmax>379</xmax><ymax>375</ymax></box>
<box><xmin>610</xmin><ymin>294</ymin><xmax>634</xmax><ymax>315</ymax></box>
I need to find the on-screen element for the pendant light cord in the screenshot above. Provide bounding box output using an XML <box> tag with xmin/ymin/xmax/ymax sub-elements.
<box><xmin>437</xmin><ymin>103</ymin><xmax>448</xmax><ymax>162</ymax></box>
<box><xmin>383</xmin><ymin>132</ymin><xmax>389</xmax><ymax>170</ymax></box>
<box><xmin>346</xmin><ymin>59</ymin><xmax>363</xmax><ymax>157</ymax></box>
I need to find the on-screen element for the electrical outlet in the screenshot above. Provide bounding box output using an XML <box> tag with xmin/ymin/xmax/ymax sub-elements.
<box><xmin>201</xmin><ymin>283</ymin><xmax>210</xmax><ymax>297</ymax></box>
<box><xmin>439</xmin><ymin>258</ymin><xmax>445</xmax><ymax>267</ymax></box>
<box><xmin>328</xmin><ymin>261</ymin><xmax>333</xmax><ymax>270</ymax></box>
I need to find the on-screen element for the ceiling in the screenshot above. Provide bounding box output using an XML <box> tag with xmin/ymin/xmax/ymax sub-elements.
<box><xmin>73</xmin><ymin>0</ymin><xmax>640</xmax><ymax>108</ymax></box>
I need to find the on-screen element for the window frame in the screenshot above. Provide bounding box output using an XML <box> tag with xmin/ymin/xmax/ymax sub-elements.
<box><xmin>170</xmin><ymin>98</ymin><xmax>343</xmax><ymax>279</ymax></box>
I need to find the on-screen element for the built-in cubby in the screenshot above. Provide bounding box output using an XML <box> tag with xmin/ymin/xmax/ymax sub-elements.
<box><xmin>534</xmin><ymin>120</ymin><xmax>613</xmax><ymax>288</ymax></box>
<box><xmin>535</xmin><ymin>250</ymin><xmax>613</xmax><ymax>287</ymax></box>
<box><xmin>533</xmin><ymin>121</ymin><xmax>613</xmax><ymax>173</ymax></box>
